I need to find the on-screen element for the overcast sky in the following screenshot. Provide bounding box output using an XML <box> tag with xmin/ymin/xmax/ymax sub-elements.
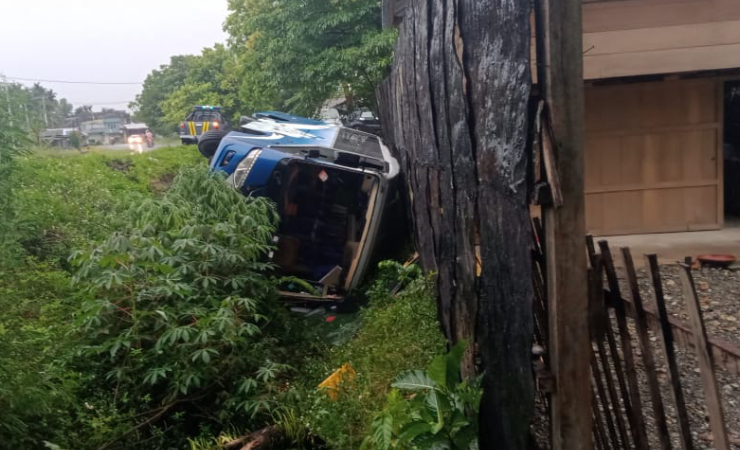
<box><xmin>0</xmin><ymin>0</ymin><xmax>229</xmax><ymax>111</ymax></box>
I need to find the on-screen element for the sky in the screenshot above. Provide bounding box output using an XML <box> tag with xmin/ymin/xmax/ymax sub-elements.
<box><xmin>0</xmin><ymin>0</ymin><xmax>229</xmax><ymax>111</ymax></box>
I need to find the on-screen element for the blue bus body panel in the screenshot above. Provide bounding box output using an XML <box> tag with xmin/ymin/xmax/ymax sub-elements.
<box><xmin>242</xmin><ymin>148</ymin><xmax>292</xmax><ymax>188</ymax></box>
<box><xmin>209</xmin><ymin>112</ymin><xmax>341</xmax><ymax>178</ymax></box>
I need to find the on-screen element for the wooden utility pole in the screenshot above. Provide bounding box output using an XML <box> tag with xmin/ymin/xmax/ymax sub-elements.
<box><xmin>535</xmin><ymin>0</ymin><xmax>593</xmax><ymax>448</ymax></box>
<box><xmin>378</xmin><ymin>0</ymin><xmax>534</xmax><ymax>448</ymax></box>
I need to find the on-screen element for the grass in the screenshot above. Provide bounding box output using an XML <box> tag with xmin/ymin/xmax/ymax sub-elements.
<box><xmin>0</xmin><ymin>145</ymin><xmax>447</xmax><ymax>449</ymax></box>
<box><xmin>289</xmin><ymin>268</ymin><xmax>446</xmax><ymax>449</ymax></box>
<box><xmin>3</xmin><ymin>145</ymin><xmax>203</xmax><ymax>260</ymax></box>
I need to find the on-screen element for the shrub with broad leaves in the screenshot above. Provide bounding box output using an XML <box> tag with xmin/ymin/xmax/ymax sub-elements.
<box><xmin>71</xmin><ymin>167</ymin><xmax>291</xmax><ymax>444</ymax></box>
<box><xmin>365</xmin><ymin>342</ymin><xmax>483</xmax><ymax>450</ymax></box>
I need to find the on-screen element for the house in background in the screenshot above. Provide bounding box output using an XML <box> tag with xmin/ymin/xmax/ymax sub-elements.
<box><xmin>385</xmin><ymin>0</ymin><xmax>740</xmax><ymax>236</ymax></box>
<box><xmin>80</xmin><ymin>117</ymin><xmax>125</xmax><ymax>145</ymax></box>
<box><xmin>39</xmin><ymin>128</ymin><xmax>81</xmax><ymax>148</ymax></box>
<box><xmin>79</xmin><ymin>109</ymin><xmax>130</xmax><ymax>145</ymax></box>
<box><xmin>575</xmin><ymin>0</ymin><xmax>740</xmax><ymax>236</ymax></box>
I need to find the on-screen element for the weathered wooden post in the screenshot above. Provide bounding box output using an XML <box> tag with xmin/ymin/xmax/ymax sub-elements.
<box><xmin>534</xmin><ymin>0</ymin><xmax>593</xmax><ymax>448</ymax></box>
<box><xmin>378</xmin><ymin>0</ymin><xmax>535</xmax><ymax>448</ymax></box>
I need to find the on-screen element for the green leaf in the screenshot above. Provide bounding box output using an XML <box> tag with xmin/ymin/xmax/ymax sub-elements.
<box><xmin>428</xmin><ymin>390</ymin><xmax>447</xmax><ymax>434</ymax></box>
<box><xmin>398</xmin><ymin>421</ymin><xmax>433</xmax><ymax>444</ymax></box>
<box><xmin>392</xmin><ymin>370</ymin><xmax>437</xmax><ymax>391</ymax></box>
<box><xmin>444</xmin><ymin>340</ymin><xmax>467</xmax><ymax>388</ymax></box>
<box><xmin>109</xmin><ymin>340</ymin><xmax>121</xmax><ymax>358</ymax></box>
<box><xmin>427</xmin><ymin>355</ymin><xmax>448</xmax><ymax>390</ymax></box>
<box><xmin>371</xmin><ymin>412</ymin><xmax>393</xmax><ymax>450</ymax></box>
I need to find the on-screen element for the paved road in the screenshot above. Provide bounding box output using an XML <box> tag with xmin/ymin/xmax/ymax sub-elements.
<box><xmin>96</xmin><ymin>142</ymin><xmax>173</xmax><ymax>152</ymax></box>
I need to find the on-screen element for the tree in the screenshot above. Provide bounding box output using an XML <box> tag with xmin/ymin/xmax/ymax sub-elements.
<box><xmin>225</xmin><ymin>0</ymin><xmax>396</xmax><ymax>115</ymax></box>
<box><xmin>161</xmin><ymin>82</ymin><xmax>221</xmax><ymax>126</ymax></box>
<box><xmin>73</xmin><ymin>105</ymin><xmax>94</xmax><ymax>124</ymax></box>
<box><xmin>58</xmin><ymin>99</ymin><xmax>73</xmax><ymax>122</ymax></box>
<box><xmin>0</xmin><ymin>77</ymin><xmax>73</xmax><ymax>130</ymax></box>
<box><xmin>67</xmin><ymin>131</ymin><xmax>81</xmax><ymax>150</ymax></box>
<box><xmin>134</xmin><ymin>1</ymin><xmax>395</xmax><ymax>130</ymax></box>
<box><xmin>378</xmin><ymin>0</ymin><xmax>534</xmax><ymax>448</ymax></box>
<box><xmin>131</xmin><ymin>55</ymin><xmax>198</xmax><ymax>134</ymax></box>
<box><xmin>157</xmin><ymin>45</ymin><xmax>248</xmax><ymax>126</ymax></box>
<box><xmin>29</xmin><ymin>83</ymin><xmax>65</xmax><ymax>127</ymax></box>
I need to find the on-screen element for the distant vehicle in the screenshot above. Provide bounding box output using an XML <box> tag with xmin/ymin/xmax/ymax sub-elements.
<box><xmin>123</xmin><ymin>123</ymin><xmax>149</xmax><ymax>141</ymax></box>
<box><xmin>199</xmin><ymin>111</ymin><xmax>400</xmax><ymax>302</ymax></box>
<box><xmin>128</xmin><ymin>134</ymin><xmax>145</xmax><ymax>153</ymax></box>
<box><xmin>180</xmin><ymin>106</ymin><xmax>230</xmax><ymax>145</ymax></box>
<box><xmin>345</xmin><ymin>109</ymin><xmax>381</xmax><ymax>135</ymax></box>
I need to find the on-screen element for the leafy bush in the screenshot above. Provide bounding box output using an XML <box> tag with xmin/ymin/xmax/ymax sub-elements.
<box><xmin>0</xmin><ymin>126</ymin><xmax>80</xmax><ymax>448</ymax></box>
<box><xmin>0</xmin><ymin>261</ymin><xmax>79</xmax><ymax>448</ymax></box>
<box><xmin>0</xmin><ymin>124</ymin><xmax>31</xmax><ymax>261</ymax></box>
<box><xmin>1</xmin><ymin>148</ymin><xmax>213</xmax><ymax>448</ymax></box>
<box><xmin>365</xmin><ymin>342</ymin><xmax>482</xmax><ymax>450</ymax></box>
<box><xmin>69</xmin><ymin>167</ymin><xmax>292</xmax><ymax>446</ymax></box>
<box><xmin>0</xmin><ymin>123</ymin><xmax>30</xmax><ymax>168</ymax></box>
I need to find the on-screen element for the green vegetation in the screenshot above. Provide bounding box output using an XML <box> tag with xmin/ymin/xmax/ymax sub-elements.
<box><xmin>0</xmin><ymin>77</ymin><xmax>73</xmax><ymax>139</ymax></box>
<box><xmin>1</xmin><ymin>2</ymin><xmax>477</xmax><ymax>445</ymax></box>
<box><xmin>366</xmin><ymin>342</ymin><xmax>482</xmax><ymax>450</ymax></box>
<box><xmin>281</xmin><ymin>263</ymin><xmax>447</xmax><ymax>449</ymax></box>
<box><xmin>0</xmin><ymin>144</ymin><xmax>205</xmax><ymax>447</ymax></box>
<box><xmin>64</xmin><ymin>167</ymin><xmax>298</xmax><ymax>449</ymax></box>
<box><xmin>0</xmin><ymin>132</ymin><xmax>462</xmax><ymax>449</ymax></box>
<box><xmin>132</xmin><ymin>0</ymin><xmax>396</xmax><ymax>133</ymax></box>
<box><xmin>178</xmin><ymin>262</ymin><xmax>448</xmax><ymax>450</ymax></box>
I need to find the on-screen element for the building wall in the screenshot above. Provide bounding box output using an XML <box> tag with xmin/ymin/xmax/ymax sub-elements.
<box><xmin>584</xmin><ymin>78</ymin><xmax>724</xmax><ymax>235</ymax></box>
<box><xmin>582</xmin><ymin>0</ymin><xmax>740</xmax><ymax>80</ymax></box>
<box><xmin>383</xmin><ymin>0</ymin><xmax>737</xmax><ymax>234</ymax></box>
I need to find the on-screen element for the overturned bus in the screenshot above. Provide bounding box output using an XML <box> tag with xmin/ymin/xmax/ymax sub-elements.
<box><xmin>199</xmin><ymin>112</ymin><xmax>400</xmax><ymax>302</ymax></box>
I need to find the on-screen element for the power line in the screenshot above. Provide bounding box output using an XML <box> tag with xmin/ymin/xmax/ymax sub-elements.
<box><xmin>5</xmin><ymin>76</ymin><xmax>142</xmax><ymax>85</ymax></box>
<box><xmin>68</xmin><ymin>100</ymin><xmax>133</xmax><ymax>105</ymax></box>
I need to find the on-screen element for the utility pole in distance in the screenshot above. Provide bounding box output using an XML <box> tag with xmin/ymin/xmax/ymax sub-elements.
<box><xmin>41</xmin><ymin>95</ymin><xmax>49</xmax><ymax>127</ymax></box>
<box><xmin>3</xmin><ymin>83</ymin><xmax>13</xmax><ymax>126</ymax></box>
<box><xmin>22</xmin><ymin>103</ymin><xmax>30</xmax><ymax>130</ymax></box>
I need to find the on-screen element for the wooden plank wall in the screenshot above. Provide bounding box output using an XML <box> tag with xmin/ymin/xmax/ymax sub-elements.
<box><xmin>582</xmin><ymin>0</ymin><xmax>740</xmax><ymax>79</ymax></box>
<box><xmin>585</xmin><ymin>79</ymin><xmax>724</xmax><ymax>235</ymax></box>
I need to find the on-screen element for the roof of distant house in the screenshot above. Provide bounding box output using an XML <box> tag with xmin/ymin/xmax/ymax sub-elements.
<box><xmin>122</xmin><ymin>123</ymin><xmax>148</xmax><ymax>130</ymax></box>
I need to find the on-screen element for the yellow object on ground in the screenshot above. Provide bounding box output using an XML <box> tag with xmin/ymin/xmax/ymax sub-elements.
<box><xmin>318</xmin><ymin>363</ymin><xmax>357</xmax><ymax>400</ymax></box>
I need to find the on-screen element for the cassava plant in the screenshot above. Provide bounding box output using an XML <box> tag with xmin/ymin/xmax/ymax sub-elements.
<box><xmin>70</xmin><ymin>167</ymin><xmax>291</xmax><ymax>445</ymax></box>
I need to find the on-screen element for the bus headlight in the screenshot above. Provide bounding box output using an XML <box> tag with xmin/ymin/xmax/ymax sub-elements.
<box><xmin>227</xmin><ymin>149</ymin><xmax>262</xmax><ymax>189</ymax></box>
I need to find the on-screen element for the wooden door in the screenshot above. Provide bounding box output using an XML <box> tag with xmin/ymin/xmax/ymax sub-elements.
<box><xmin>585</xmin><ymin>79</ymin><xmax>723</xmax><ymax>235</ymax></box>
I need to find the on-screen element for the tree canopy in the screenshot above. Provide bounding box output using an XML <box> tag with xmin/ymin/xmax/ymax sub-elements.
<box><xmin>132</xmin><ymin>0</ymin><xmax>395</xmax><ymax>133</ymax></box>
<box><xmin>1</xmin><ymin>78</ymin><xmax>74</xmax><ymax>136</ymax></box>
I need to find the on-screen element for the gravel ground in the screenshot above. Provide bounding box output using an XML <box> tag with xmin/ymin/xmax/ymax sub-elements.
<box><xmin>628</xmin><ymin>265</ymin><xmax>740</xmax><ymax>346</ymax></box>
<box><xmin>618</xmin><ymin>264</ymin><xmax>740</xmax><ymax>450</ymax></box>
<box><xmin>531</xmin><ymin>264</ymin><xmax>740</xmax><ymax>449</ymax></box>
